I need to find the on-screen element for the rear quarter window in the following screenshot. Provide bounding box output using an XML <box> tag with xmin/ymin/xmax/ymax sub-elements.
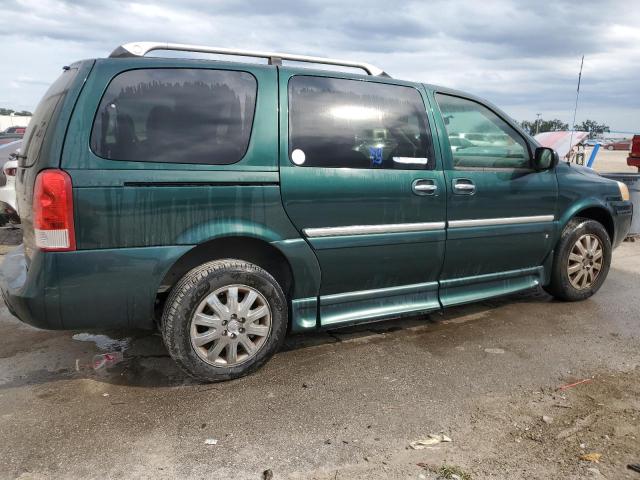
<box><xmin>90</xmin><ymin>68</ymin><xmax>257</xmax><ymax>165</ymax></box>
<box><xmin>20</xmin><ymin>67</ymin><xmax>80</xmax><ymax>167</ymax></box>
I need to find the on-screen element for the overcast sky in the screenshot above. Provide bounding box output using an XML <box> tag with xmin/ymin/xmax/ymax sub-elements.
<box><xmin>1</xmin><ymin>0</ymin><xmax>639</xmax><ymax>131</ymax></box>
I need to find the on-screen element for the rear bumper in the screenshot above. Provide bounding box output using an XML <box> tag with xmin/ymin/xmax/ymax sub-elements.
<box><xmin>1</xmin><ymin>244</ymin><xmax>191</xmax><ymax>330</ymax></box>
<box><xmin>0</xmin><ymin>245</ymin><xmax>50</xmax><ymax>329</ymax></box>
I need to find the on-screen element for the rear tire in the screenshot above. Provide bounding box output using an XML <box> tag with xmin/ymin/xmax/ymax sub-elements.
<box><xmin>161</xmin><ymin>259</ymin><xmax>288</xmax><ymax>382</ymax></box>
<box><xmin>544</xmin><ymin>218</ymin><xmax>611</xmax><ymax>301</ymax></box>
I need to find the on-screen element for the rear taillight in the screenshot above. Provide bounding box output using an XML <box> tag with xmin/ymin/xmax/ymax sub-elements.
<box><xmin>33</xmin><ymin>169</ymin><xmax>75</xmax><ymax>251</ymax></box>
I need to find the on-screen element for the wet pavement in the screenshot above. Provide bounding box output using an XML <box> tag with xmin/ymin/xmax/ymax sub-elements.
<box><xmin>0</xmin><ymin>242</ymin><xmax>639</xmax><ymax>479</ymax></box>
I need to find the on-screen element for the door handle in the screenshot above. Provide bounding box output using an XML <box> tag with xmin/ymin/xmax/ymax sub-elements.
<box><xmin>452</xmin><ymin>178</ymin><xmax>475</xmax><ymax>195</ymax></box>
<box><xmin>412</xmin><ymin>179</ymin><xmax>438</xmax><ymax>196</ymax></box>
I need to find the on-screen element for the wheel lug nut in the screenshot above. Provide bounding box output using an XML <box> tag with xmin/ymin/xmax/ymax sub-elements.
<box><xmin>222</xmin><ymin>320</ymin><xmax>227</xmax><ymax>326</ymax></box>
<box><xmin>223</xmin><ymin>330</ymin><xmax>227</xmax><ymax>335</ymax></box>
<box><xmin>240</xmin><ymin>328</ymin><xmax>245</xmax><ymax>333</ymax></box>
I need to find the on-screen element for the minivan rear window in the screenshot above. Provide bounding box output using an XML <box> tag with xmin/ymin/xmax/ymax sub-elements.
<box><xmin>90</xmin><ymin>69</ymin><xmax>257</xmax><ymax>165</ymax></box>
<box><xmin>20</xmin><ymin>66</ymin><xmax>80</xmax><ymax>167</ymax></box>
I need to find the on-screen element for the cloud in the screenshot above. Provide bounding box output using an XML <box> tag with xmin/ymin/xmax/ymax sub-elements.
<box><xmin>0</xmin><ymin>0</ymin><xmax>638</xmax><ymax>131</ymax></box>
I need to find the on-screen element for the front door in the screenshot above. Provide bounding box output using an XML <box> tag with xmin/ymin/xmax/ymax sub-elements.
<box><xmin>279</xmin><ymin>71</ymin><xmax>447</xmax><ymax>327</ymax></box>
<box><xmin>433</xmin><ymin>92</ymin><xmax>558</xmax><ymax>306</ymax></box>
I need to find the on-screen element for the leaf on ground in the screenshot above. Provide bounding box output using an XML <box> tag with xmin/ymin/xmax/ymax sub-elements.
<box><xmin>579</xmin><ymin>452</ymin><xmax>602</xmax><ymax>463</ymax></box>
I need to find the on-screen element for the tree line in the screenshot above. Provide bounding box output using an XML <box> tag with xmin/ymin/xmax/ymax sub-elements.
<box><xmin>0</xmin><ymin>108</ymin><xmax>32</xmax><ymax>116</ymax></box>
<box><xmin>521</xmin><ymin>117</ymin><xmax>610</xmax><ymax>139</ymax></box>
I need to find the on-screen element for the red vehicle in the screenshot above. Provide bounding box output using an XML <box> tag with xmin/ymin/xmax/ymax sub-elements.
<box><xmin>603</xmin><ymin>139</ymin><xmax>632</xmax><ymax>151</ymax></box>
<box><xmin>0</xmin><ymin>126</ymin><xmax>26</xmax><ymax>145</ymax></box>
<box><xmin>628</xmin><ymin>135</ymin><xmax>640</xmax><ymax>171</ymax></box>
<box><xmin>2</xmin><ymin>126</ymin><xmax>26</xmax><ymax>135</ymax></box>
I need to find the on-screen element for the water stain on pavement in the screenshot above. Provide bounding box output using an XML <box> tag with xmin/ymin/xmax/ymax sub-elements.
<box><xmin>71</xmin><ymin>333</ymin><xmax>130</xmax><ymax>351</ymax></box>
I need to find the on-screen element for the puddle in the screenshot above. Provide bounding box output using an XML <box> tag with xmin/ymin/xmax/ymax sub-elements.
<box><xmin>72</xmin><ymin>333</ymin><xmax>130</xmax><ymax>351</ymax></box>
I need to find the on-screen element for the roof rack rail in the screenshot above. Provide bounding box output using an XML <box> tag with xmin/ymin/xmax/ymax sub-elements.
<box><xmin>109</xmin><ymin>42</ymin><xmax>389</xmax><ymax>77</ymax></box>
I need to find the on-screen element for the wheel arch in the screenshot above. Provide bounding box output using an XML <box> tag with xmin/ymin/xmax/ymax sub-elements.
<box><xmin>158</xmin><ymin>236</ymin><xmax>295</xmax><ymax>299</ymax></box>
<box><xmin>559</xmin><ymin>202</ymin><xmax>615</xmax><ymax>242</ymax></box>
<box><xmin>574</xmin><ymin>207</ymin><xmax>614</xmax><ymax>242</ymax></box>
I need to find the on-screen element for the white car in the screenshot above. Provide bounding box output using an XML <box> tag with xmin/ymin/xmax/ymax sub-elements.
<box><xmin>0</xmin><ymin>143</ymin><xmax>20</xmax><ymax>225</ymax></box>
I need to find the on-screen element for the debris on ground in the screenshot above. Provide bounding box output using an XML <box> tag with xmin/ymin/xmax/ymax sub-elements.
<box><xmin>558</xmin><ymin>379</ymin><xmax>592</xmax><ymax>391</ymax></box>
<box><xmin>435</xmin><ymin>464</ymin><xmax>471</xmax><ymax>480</ymax></box>
<box><xmin>204</xmin><ymin>438</ymin><xmax>218</xmax><ymax>446</ymax></box>
<box><xmin>628</xmin><ymin>463</ymin><xmax>640</xmax><ymax>473</ymax></box>
<box><xmin>542</xmin><ymin>415</ymin><xmax>553</xmax><ymax>424</ymax></box>
<box><xmin>92</xmin><ymin>352</ymin><xmax>124</xmax><ymax>370</ymax></box>
<box><xmin>410</xmin><ymin>434</ymin><xmax>452</xmax><ymax>450</ymax></box>
<box><xmin>419</xmin><ymin>462</ymin><xmax>471</xmax><ymax>480</ymax></box>
<box><xmin>579</xmin><ymin>452</ymin><xmax>602</xmax><ymax>463</ymax></box>
<box><xmin>262</xmin><ymin>468</ymin><xmax>274</xmax><ymax>480</ymax></box>
<box><xmin>483</xmin><ymin>348</ymin><xmax>505</xmax><ymax>354</ymax></box>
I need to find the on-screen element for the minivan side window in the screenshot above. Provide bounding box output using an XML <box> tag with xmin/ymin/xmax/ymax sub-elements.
<box><xmin>91</xmin><ymin>69</ymin><xmax>257</xmax><ymax>165</ymax></box>
<box><xmin>289</xmin><ymin>76</ymin><xmax>434</xmax><ymax>170</ymax></box>
<box><xmin>435</xmin><ymin>93</ymin><xmax>530</xmax><ymax>169</ymax></box>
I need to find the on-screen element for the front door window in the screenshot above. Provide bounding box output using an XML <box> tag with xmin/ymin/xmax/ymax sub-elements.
<box><xmin>435</xmin><ymin>93</ymin><xmax>530</xmax><ymax>169</ymax></box>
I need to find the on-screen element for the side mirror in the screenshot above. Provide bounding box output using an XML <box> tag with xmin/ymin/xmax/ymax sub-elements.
<box><xmin>533</xmin><ymin>147</ymin><xmax>558</xmax><ymax>171</ymax></box>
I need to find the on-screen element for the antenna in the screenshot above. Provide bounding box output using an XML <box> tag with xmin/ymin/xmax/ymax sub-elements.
<box><xmin>568</xmin><ymin>55</ymin><xmax>584</xmax><ymax>163</ymax></box>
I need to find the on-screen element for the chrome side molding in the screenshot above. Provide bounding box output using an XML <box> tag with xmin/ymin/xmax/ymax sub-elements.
<box><xmin>304</xmin><ymin>215</ymin><xmax>554</xmax><ymax>238</ymax></box>
<box><xmin>304</xmin><ymin>222</ymin><xmax>446</xmax><ymax>238</ymax></box>
<box><xmin>448</xmin><ymin>215</ymin><xmax>555</xmax><ymax>228</ymax></box>
<box><xmin>109</xmin><ymin>42</ymin><xmax>389</xmax><ymax>77</ymax></box>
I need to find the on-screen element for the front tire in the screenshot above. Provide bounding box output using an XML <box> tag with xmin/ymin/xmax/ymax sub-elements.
<box><xmin>161</xmin><ymin>259</ymin><xmax>288</xmax><ymax>382</ymax></box>
<box><xmin>544</xmin><ymin>218</ymin><xmax>611</xmax><ymax>301</ymax></box>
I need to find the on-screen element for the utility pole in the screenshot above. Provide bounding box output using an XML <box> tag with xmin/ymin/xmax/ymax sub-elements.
<box><xmin>535</xmin><ymin>113</ymin><xmax>541</xmax><ymax>135</ymax></box>
<box><xmin>568</xmin><ymin>55</ymin><xmax>584</xmax><ymax>160</ymax></box>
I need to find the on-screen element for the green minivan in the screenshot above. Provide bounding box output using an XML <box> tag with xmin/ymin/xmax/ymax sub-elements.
<box><xmin>1</xmin><ymin>42</ymin><xmax>633</xmax><ymax>382</ymax></box>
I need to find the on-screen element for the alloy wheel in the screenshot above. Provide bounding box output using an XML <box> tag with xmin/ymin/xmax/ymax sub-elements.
<box><xmin>190</xmin><ymin>284</ymin><xmax>272</xmax><ymax>366</ymax></box>
<box><xmin>567</xmin><ymin>234</ymin><xmax>603</xmax><ymax>290</ymax></box>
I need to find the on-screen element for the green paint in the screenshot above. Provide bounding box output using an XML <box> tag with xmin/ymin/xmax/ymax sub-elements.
<box><xmin>1</xmin><ymin>56</ymin><xmax>633</xmax><ymax>334</ymax></box>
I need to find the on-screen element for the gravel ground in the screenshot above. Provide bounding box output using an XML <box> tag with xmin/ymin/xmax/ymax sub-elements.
<box><xmin>0</xmin><ymin>236</ymin><xmax>638</xmax><ymax>479</ymax></box>
<box><xmin>589</xmin><ymin>148</ymin><xmax>636</xmax><ymax>173</ymax></box>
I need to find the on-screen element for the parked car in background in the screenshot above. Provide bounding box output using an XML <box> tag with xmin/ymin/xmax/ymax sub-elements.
<box><xmin>628</xmin><ymin>135</ymin><xmax>640</xmax><ymax>171</ymax></box>
<box><xmin>582</xmin><ymin>139</ymin><xmax>602</xmax><ymax>147</ymax></box>
<box><xmin>0</xmin><ymin>140</ymin><xmax>22</xmax><ymax>226</ymax></box>
<box><xmin>603</xmin><ymin>139</ymin><xmax>632</xmax><ymax>151</ymax></box>
<box><xmin>459</xmin><ymin>132</ymin><xmax>495</xmax><ymax>147</ymax></box>
<box><xmin>0</xmin><ymin>140</ymin><xmax>22</xmax><ymax>184</ymax></box>
<box><xmin>448</xmin><ymin>135</ymin><xmax>475</xmax><ymax>151</ymax></box>
<box><xmin>0</xmin><ymin>159</ymin><xmax>19</xmax><ymax>225</ymax></box>
<box><xmin>0</xmin><ymin>42</ymin><xmax>633</xmax><ymax>382</ymax></box>
<box><xmin>2</xmin><ymin>126</ymin><xmax>27</xmax><ymax>135</ymax></box>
